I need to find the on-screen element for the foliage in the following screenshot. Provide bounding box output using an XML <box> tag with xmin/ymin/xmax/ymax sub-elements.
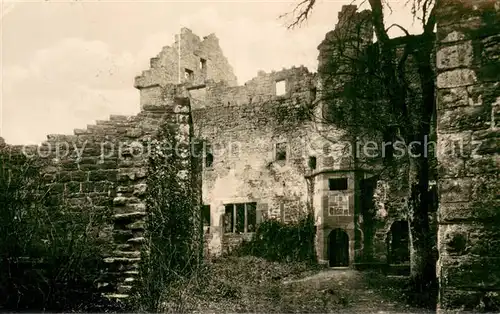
<box><xmin>317</xmin><ymin>15</ymin><xmax>427</xmax><ymax>160</ymax></box>
<box><xmin>134</xmin><ymin>122</ymin><xmax>202</xmax><ymax>312</ymax></box>
<box><xmin>0</xmin><ymin>152</ymin><xmax>115</xmax><ymax>312</ymax></box>
<box><xmin>158</xmin><ymin>256</ymin><xmax>434</xmax><ymax>313</ymax></box>
<box><xmin>364</xmin><ymin>270</ymin><xmax>437</xmax><ymax>310</ymax></box>
<box><xmin>160</xmin><ymin>256</ymin><xmax>329</xmax><ymax>313</ymax></box>
<box><xmin>234</xmin><ymin>214</ymin><xmax>317</xmax><ymax>264</ymax></box>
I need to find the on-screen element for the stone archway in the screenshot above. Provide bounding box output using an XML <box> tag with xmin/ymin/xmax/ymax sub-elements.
<box><xmin>328</xmin><ymin>228</ymin><xmax>349</xmax><ymax>267</ymax></box>
<box><xmin>387</xmin><ymin>220</ymin><xmax>410</xmax><ymax>264</ymax></box>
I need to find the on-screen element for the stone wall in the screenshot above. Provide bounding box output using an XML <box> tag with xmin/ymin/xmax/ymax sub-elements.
<box><xmin>317</xmin><ymin>4</ymin><xmax>373</xmax><ymax>72</ymax></box>
<box><xmin>436</xmin><ymin>0</ymin><xmax>500</xmax><ymax>312</ymax></box>
<box><xmin>315</xmin><ymin>4</ymin><xmax>397</xmax><ymax>267</ymax></box>
<box><xmin>135</xmin><ymin>27</ymin><xmax>237</xmax><ymax>110</ymax></box>
<box><xmin>191</xmin><ymin>66</ymin><xmax>318</xmax><ymax>255</ymax></box>
<box><xmin>0</xmin><ymin>83</ymin><xmax>198</xmax><ymax>300</ymax></box>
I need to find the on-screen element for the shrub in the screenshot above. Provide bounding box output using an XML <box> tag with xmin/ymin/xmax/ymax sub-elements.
<box><xmin>0</xmin><ymin>153</ymin><xmax>114</xmax><ymax>311</ymax></box>
<box><xmin>235</xmin><ymin>213</ymin><xmax>317</xmax><ymax>264</ymax></box>
<box><xmin>133</xmin><ymin>123</ymin><xmax>203</xmax><ymax>312</ymax></box>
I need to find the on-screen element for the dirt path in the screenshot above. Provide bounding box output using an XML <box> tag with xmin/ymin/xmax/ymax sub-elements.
<box><xmin>284</xmin><ymin>268</ymin><xmax>433</xmax><ymax>313</ymax></box>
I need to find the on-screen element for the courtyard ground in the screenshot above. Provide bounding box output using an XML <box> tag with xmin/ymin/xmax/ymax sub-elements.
<box><xmin>160</xmin><ymin>256</ymin><xmax>435</xmax><ymax>313</ymax></box>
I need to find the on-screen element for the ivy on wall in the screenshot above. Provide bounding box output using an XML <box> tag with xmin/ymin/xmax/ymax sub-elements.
<box><xmin>135</xmin><ymin>122</ymin><xmax>202</xmax><ymax>312</ymax></box>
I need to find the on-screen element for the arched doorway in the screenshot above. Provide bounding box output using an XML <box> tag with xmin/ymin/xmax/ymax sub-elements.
<box><xmin>387</xmin><ymin>221</ymin><xmax>410</xmax><ymax>264</ymax></box>
<box><xmin>328</xmin><ymin>229</ymin><xmax>349</xmax><ymax>267</ymax></box>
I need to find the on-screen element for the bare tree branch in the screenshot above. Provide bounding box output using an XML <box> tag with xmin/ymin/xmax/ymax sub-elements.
<box><xmin>279</xmin><ymin>0</ymin><xmax>316</xmax><ymax>29</ymax></box>
<box><xmin>385</xmin><ymin>23</ymin><xmax>411</xmax><ymax>36</ymax></box>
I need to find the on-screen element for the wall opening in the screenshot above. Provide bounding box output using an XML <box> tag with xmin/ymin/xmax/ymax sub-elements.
<box><xmin>184</xmin><ymin>68</ymin><xmax>194</xmax><ymax>81</ymax></box>
<box><xmin>275</xmin><ymin>142</ymin><xmax>287</xmax><ymax>161</ymax></box>
<box><xmin>308</xmin><ymin>156</ymin><xmax>317</xmax><ymax>170</ymax></box>
<box><xmin>202</xmin><ymin>205</ymin><xmax>210</xmax><ymax>232</ymax></box>
<box><xmin>205</xmin><ymin>144</ymin><xmax>213</xmax><ymax>168</ymax></box>
<box><xmin>329</xmin><ymin>178</ymin><xmax>348</xmax><ymax>191</ymax></box>
<box><xmin>328</xmin><ymin>228</ymin><xmax>349</xmax><ymax>267</ymax></box>
<box><xmin>387</xmin><ymin>220</ymin><xmax>410</xmax><ymax>265</ymax></box>
<box><xmin>224</xmin><ymin>203</ymin><xmax>257</xmax><ymax>233</ymax></box>
<box><xmin>280</xmin><ymin>202</ymin><xmax>285</xmax><ymax>222</ymax></box>
<box><xmin>310</xmin><ymin>87</ymin><xmax>317</xmax><ymax>102</ymax></box>
<box><xmin>224</xmin><ymin>205</ymin><xmax>233</xmax><ymax>233</ymax></box>
<box><xmin>200</xmin><ymin>58</ymin><xmax>207</xmax><ymax>77</ymax></box>
<box><xmin>275</xmin><ymin>79</ymin><xmax>286</xmax><ymax>96</ymax></box>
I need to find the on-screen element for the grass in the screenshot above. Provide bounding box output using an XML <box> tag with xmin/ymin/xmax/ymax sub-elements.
<box><xmin>155</xmin><ymin>256</ymin><xmax>437</xmax><ymax>313</ymax></box>
<box><xmin>363</xmin><ymin>271</ymin><xmax>410</xmax><ymax>304</ymax></box>
<box><xmin>158</xmin><ymin>256</ymin><xmax>359</xmax><ymax>313</ymax></box>
<box><xmin>363</xmin><ymin>270</ymin><xmax>437</xmax><ymax>311</ymax></box>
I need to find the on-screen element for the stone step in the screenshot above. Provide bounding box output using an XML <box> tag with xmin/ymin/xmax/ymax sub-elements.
<box><xmin>112</xmin><ymin>250</ymin><xmax>141</xmax><ymax>258</ymax></box>
<box><xmin>104</xmin><ymin>293</ymin><xmax>129</xmax><ymax>299</ymax></box>
<box><xmin>113</xmin><ymin>212</ymin><xmax>146</xmax><ymax>221</ymax></box>
<box><xmin>113</xmin><ymin>196</ymin><xmax>142</xmax><ymax>206</ymax></box>
<box><xmin>127</xmin><ymin>237</ymin><xmax>146</xmax><ymax>244</ymax></box>
<box><xmin>117</xmin><ymin>285</ymin><xmax>133</xmax><ymax>294</ymax></box>
<box><xmin>110</xmin><ymin>114</ymin><xmax>134</xmax><ymax>122</ymax></box>
<box><xmin>104</xmin><ymin>257</ymin><xmax>141</xmax><ymax>264</ymax></box>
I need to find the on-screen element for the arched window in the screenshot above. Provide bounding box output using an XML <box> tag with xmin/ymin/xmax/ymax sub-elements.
<box><xmin>387</xmin><ymin>221</ymin><xmax>410</xmax><ymax>264</ymax></box>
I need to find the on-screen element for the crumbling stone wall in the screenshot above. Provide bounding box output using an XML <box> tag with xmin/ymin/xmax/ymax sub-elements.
<box><xmin>135</xmin><ymin>27</ymin><xmax>237</xmax><ymax>104</ymax></box>
<box><xmin>0</xmin><ymin>81</ymin><xmax>198</xmax><ymax>301</ymax></box>
<box><xmin>191</xmin><ymin>66</ymin><xmax>317</xmax><ymax>255</ymax></box>
<box><xmin>313</xmin><ymin>5</ymin><xmax>374</xmax><ymax>266</ymax></box>
<box><xmin>436</xmin><ymin>0</ymin><xmax>500</xmax><ymax>312</ymax></box>
<box><xmin>315</xmin><ymin>4</ymin><xmax>440</xmax><ymax>270</ymax></box>
<box><xmin>317</xmin><ymin>4</ymin><xmax>373</xmax><ymax>72</ymax></box>
<box><xmin>37</xmin><ymin>108</ymin><xmax>172</xmax><ymax>299</ymax></box>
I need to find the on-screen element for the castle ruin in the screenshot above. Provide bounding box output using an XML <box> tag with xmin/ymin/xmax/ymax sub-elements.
<box><xmin>0</xmin><ymin>1</ymin><xmax>499</xmax><ymax>312</ymax></box>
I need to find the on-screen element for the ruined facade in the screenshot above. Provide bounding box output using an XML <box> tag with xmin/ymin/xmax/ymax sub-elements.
<box><xmin>0</xmin><ymin>6</ymin><xmax>413</xmax><ymax>291</ymax></box>
<box><xmin>157</xmin><ymin>7</ymin><xmax>385</xmax><ymax>266</ymax></box>
<box><xmin>131</xmin><ymin>17</ymin><xmax>367</xmax><ymax>265</ymax></box>
<box><xmin>0</xmin><ymin>2</ymin><xmax>498</xmax><ymax>311</ymax></box>
<box><xmin>165</xmin><ymin>6</ymin><xmax>416</xmax><ymax>271</ymax></box>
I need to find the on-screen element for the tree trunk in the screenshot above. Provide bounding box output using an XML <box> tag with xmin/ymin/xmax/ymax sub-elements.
<box><xmin>408</xmin><ymin>32</ymin><xmax>438</xmax><ymax>302</ymax></box>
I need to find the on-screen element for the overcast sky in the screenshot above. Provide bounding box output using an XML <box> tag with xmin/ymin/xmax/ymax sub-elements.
<box><xmin>1</xmin><ymin>0</ymin><xmax>423</xmax><ymax>144</ymax></box>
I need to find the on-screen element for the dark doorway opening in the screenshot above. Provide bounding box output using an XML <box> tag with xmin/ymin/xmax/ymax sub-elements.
<box><xmin>328</xmin><ymin>229</ymin><xmax>349</xmax><ymax>267</ymax></box>
<box><xmin>387</xmin><ymin>220</ymin><xmax>410</xmax><ymax>264</ymax></box>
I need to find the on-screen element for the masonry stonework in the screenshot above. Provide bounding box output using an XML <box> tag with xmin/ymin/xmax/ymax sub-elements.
<box><xmin>0</xmin><ymin>86</ymin><xmax>199</xmax><ymax>301</ymax></box>
<box><xmin>436</xmin><ymin>0</ymin><xmax>500</xmax><ymax>312</ymax></box>
<box><xmin>1</xmin><ymin>1</ymin><xmax>498</xmax><ymax>307</ymax></box>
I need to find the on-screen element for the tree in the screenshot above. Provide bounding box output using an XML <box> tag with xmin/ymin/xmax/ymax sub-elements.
<box><xmin>282</xmin><ymin>0</ymin><xmax>439</xmax><ymax>302</ymax></box>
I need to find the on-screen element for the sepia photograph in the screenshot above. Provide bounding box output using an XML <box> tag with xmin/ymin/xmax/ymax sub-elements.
<box><xmin>0</xmin><ymin>0</ymin><xmax>499</xmax><ymax>312</ymax></box>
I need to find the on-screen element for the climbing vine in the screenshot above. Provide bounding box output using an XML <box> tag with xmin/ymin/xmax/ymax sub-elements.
<box><xmin>235</xmin><ymin>213</ymin><xmax>317</xmax><ymax>264</ymax></box>
<box><xmin>134</xmin><ymin>122</ymin><xmax>202</xmax><ymax>312</ymax></box>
